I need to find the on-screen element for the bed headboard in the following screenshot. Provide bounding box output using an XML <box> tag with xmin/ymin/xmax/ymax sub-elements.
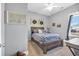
<box><xmin>31</xmin><ymin>27</ymin><xmax>44</xmax><ymax>34</ymax></box>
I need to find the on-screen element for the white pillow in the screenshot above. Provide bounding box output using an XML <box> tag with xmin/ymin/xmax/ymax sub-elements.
<box><xmin>38</xmin><ymin>29</ymin><xmax>43</xmax><ymax>33</ymax></box>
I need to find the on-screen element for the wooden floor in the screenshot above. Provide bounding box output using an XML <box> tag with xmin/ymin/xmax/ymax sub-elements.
<box><xmin>28</xmin><ymin>40</ymin><xmax>73</xmax><ymax>56</ymax></box>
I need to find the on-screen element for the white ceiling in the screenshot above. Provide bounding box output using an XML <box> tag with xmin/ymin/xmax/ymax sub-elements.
<box><xmin>27</xmin><ymin>3</ymin><xmax>75</xmax><ymax>16</ymax></box>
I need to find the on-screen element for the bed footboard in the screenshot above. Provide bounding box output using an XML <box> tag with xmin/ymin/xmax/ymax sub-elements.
<box><xmin>31</xmin><ymin>38</ymin><xmax>63</xmax><ymax>54</ymax></box>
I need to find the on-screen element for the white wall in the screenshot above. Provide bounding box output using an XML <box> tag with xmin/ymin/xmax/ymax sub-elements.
<box><xmin>49</xmin><ymin>4</ymin><xmax>79</xmax><ymax>40</ymax></box>
<box><xmin>5</xmin><ymin>3</ymin><xmax>48</xmax><ymax>55</ymax></box>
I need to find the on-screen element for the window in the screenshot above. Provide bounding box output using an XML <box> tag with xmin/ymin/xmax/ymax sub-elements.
<box><xmin>70</xmin><ymin>15</ymin><xmax>79</xmax><ymax>35</ymax></box>
<box><xmin>66</xmin><ymin>15</ymin><xmax>79</xmax><ymax>40</ymax></box>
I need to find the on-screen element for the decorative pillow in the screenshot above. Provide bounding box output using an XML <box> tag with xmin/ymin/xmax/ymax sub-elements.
<box><xmin>32</xmin><ymin>29</ymin><xmax>38</xmax><ymax>33</ymax></box>
<box><xmin>38</xmin><ymin>29</ymin><xmax>43</xmax><ymax>33</ymax></box>
<box><xmin>44</xmin><ymin>28</ymin><xmax>49</xmax><ymax>33</ymax></box>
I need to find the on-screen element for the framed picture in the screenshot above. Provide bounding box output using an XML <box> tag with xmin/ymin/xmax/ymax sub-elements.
<box><xmin>40</xmin><ymin>21</ymin><xmax>43</xmax><ymax>25</ymax></box>
<box><xmin>32</xmin><ymin>19</ymin><xmax>37</xmax><ymax>24</ymax></box>
<box><xmin>6</xmin><ymin>11</ymin><xmax>26</xmax><ymax>24</ymax></box>
<box><xmin>57</xmin><ymin>24</ymin><xmax>61</xmax><ymax>28</ymax></box>
<box><xmin>52</xmin><ymin>23</ymin><xmax>55</xmax><ymax>26</ymax></box>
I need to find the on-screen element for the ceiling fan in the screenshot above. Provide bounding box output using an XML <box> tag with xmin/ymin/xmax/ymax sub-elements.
<box><xmin>44</xmin><ymin>3</ymin><xmax>63</xmax><ymax>11</ymax></box>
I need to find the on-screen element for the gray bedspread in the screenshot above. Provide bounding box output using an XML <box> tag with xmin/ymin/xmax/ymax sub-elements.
<box><xmin>32</xmin><ymin>33</ymin><xmax>61</xmax><ymax>44</ymax></box>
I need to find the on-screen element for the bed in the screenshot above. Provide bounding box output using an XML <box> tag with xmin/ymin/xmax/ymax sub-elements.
<box><xmin>31</xmin><ymin>27</ymin><xmax>63</xmax><ymax>54</ymax></box>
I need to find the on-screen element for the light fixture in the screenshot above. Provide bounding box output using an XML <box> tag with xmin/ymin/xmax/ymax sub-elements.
<box><xmin>44</xmin><ymin>3</ymin><xmax>54</xmax><ymax>7</ymax></box>
<box><xmin>44</xmin><ymin>3</ymin><xmax>62</xmax><ymax>12</ymax></box>
<box><xmin>45</xmin><ymin>6</ymin><xmax>53</xmax><ymax>11</ymax></box>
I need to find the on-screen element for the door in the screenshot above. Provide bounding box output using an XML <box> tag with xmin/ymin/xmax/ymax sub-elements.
<box><xmin>0</xmin><ymin>3</ymin><xmax>5</xmax><ymax>56</ymax></box>
<box><xmin>0</xmin><ymin>3</ymin><xmax>2</xmax><ymax>56</ymax></box>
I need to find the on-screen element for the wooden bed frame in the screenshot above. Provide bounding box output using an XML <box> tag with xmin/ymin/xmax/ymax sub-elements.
<box><xmin>31</xmin><ymin>27</ymin><xmax>63</xmax><ymax>54</ymax></box>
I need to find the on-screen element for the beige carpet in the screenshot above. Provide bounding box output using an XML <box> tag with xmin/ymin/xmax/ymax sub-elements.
<box><xmin>28</xmin><ymin>41</ymin><xmax>73</xmax><ymax>56</ymax></box>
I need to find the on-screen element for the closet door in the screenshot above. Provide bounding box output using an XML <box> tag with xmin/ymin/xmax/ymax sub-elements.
<box><xmin>0</xmin><ymin>3</ymin><xmax>5</xmax><ymax>56</ymax></box>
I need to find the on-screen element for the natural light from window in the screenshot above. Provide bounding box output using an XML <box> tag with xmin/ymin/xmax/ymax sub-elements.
<box><xmin>70</xmin><ymin>15</ymin><xmax>79</xmax><ymax>35</ymax></box>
